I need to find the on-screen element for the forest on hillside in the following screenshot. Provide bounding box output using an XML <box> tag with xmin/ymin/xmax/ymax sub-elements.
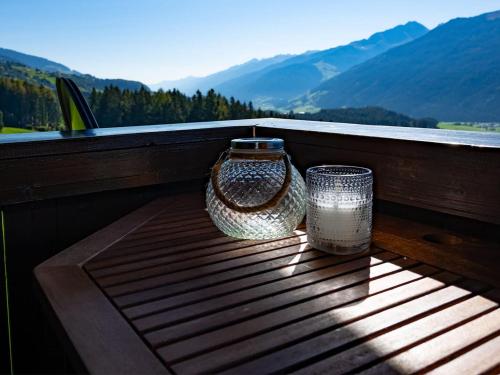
<box><xmin>0</xmin><ymin>77</ymin><xmax>61</xmax><ymax>129</ymax></box>
<box><xmin>0</xmin><ymin>77</ymin><xmax>278</xmax><ymax>130</ymax></box>
<box><xmin>88</xmin><ymin>86</ymin><xmax>277</xmax><ymax>127</ymax></box>
<box><xmin>297</xmin><ymin>107</ymin><xmax>438</xmax><ymax>128</ymax></box>
<box><xmin>0</xmin><ymin>76</ymin><xmax>439</xmax><ymax>132</ymax></box>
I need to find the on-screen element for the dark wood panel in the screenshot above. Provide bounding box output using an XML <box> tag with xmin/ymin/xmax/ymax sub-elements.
<box><xmin>103</xmin><ymin>235</ymin><xmax>311</xmax><ymax>296</ymax></box>
<box><xmin>34</xmin><ymin>196</ymin><xmax>181</xmax><ymax>374</ymax></box>
<box><xmin>5</xmin><ymin>184</ymin><xmax>200</xmax><ymax>373</ymax></box>
<box><xmin>365</xmin><ymin>307</ymin><xmax>500</xmax><ymax>374</ymax></box>
<box><xmin>0</xmin><ymin>136</ymin><xmax>243</xmax><ymax>205</ymax></box>
<box><xmin>226</xmin><ymin>284</ymin><xmax>494</xmax><ymax>374</ymax></box>
<box><xmin>121</xmin><ymin>251</ymin><xmax>360</xmax><ymax>320</ymax></box>
<box><xmin>86</xmin><ymin>235</ymin><xmax>243</xmax><ymax>272</ymax></box>
<box><xmin>300</xmin><ymin>300</ymin><xmax>499</xmax><ymax>375</ymax></box>
<box><xmin>35</xmin><ymin>266</ymin><xmax>170</xmax><ymax>374</ymax></box>
<box><xmin>427</xmin><ymin>333</ymin><xmax>500</xmax><ymax>374</ymax></box>
<box><xmin>0</xmin><ymin>124</ymin><xmax>254</xmax><ymax>159</ymax></box>
<box><xmin>88</xmin><ymin>232</ymin><xmax>299</xmax><ymax>278</ymax></box>
<box><xmin>113</xmin><ymin>245</ymin><xmax>323</xmax><ymax>308</ymax></box>
<box><xmin>126</xmin><ymin>216</ymin><xmax>212</xmax><ymax>239</ymax></box>
<box><xmin>171</xmin><ymin>273</ymin><xmax>469</xmax><ymax>373</ymax></box>
<box><xmin>257</xmin><ymin>127</ymin><xmax>500</xmax><ymax>225</ymax></box>
<box><xmin>94</xmin><ymin>230</ymin><xmax>229</xmax><ymax>264</ymax></box>
<box><xmin>109</xmin><ymin>225</ymin><xmax>221</xmax><ymax>252</ymax></box>
<box><xmin>373</xmin><ymin>214</ymin><xmax>500</xmax><ymax>288</ymax></box>
<box><xmin>95</xmin><ymin>234</ymin><xmax>309</xmax><ymax>287</ymax></box>
<box><xmin>3</xmin><ymin>119</ymin><xmax>500</xmax><ymax>225</ymax></box>
<box><xmin>163</xmin><ymin>270</ymin><xmax>456</xmax><ymax>369</ymax></box>
<box><xmin>142</xmin><ymin>257</ymin><xmax>420</xmax><ymax>346</ymax></box>
<box><xmin>125</xmin><ymin>250</ymin><xmax>389</xmax><ymax>325</ymax></box>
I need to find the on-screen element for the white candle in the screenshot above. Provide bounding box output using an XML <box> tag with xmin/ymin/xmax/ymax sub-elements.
<box><xmin>312</xmin><ymin>202</ymin><xmax>371</xmax><ymax>247</ymax></box>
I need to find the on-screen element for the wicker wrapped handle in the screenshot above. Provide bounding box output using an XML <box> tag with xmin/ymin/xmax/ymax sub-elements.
<box><xmin>210</xmin><ymin>150</ymin><xmax>292</xmax><ymax>213</ymax></box>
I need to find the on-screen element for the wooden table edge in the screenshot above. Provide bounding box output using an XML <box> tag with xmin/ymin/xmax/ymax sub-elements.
<box><xmin>34</xmin><ymin>265</ymin><xmax>170</xmax><ymax>374</ymax></box>
<box><xmin>36</xmin><ymin>195</ymin><xmax>183</xmax><ymax>268</ymax></box>
<box><xmin>33</xmin><ymin>196</ymin><xmax>182</xmax><ymax>374</ymax></box>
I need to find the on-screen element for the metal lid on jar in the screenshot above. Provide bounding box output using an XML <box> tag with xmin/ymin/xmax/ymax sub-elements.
<box><xmin>231</xmin><ymin>138</ymin><xmax>284</xmax><ymax>151</ymax></box>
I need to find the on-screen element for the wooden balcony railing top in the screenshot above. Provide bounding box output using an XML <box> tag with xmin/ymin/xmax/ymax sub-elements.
<box><xmin>2</xmin><ymin>118</ymin><xmax>500</xmax><ymax>147</ymax></box>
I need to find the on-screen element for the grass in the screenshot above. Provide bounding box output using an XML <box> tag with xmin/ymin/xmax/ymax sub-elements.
<box><xmin>438</xmin><ymin>122</ymin><xmax>500</xmax><ymax>132</ymax></box>
<box><xmin>0</xmin><ymin>126</ymin><xmax>34</xmax><ymax>134</ymax></box>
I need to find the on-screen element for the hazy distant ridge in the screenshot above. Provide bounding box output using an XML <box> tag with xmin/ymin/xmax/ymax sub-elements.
<box><xmin>149</xmin><ymin>22</ymin><xmax>428</xmax><ymax>109</ymax></box>
<box><xmin>214</xmin><ymin>21</ymin><xmax>429</xmax><ymax>108</ymax></box>
<box><xmin>149</xmin><ymin>54</ymin><xmax>294</xmax><ymax>94</ymax></box>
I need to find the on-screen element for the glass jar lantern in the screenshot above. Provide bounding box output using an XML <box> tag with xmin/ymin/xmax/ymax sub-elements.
<box><xmin>206</xmin><ymin>138</ymin><xmax>306</xmax><ymax>239</ymax></box>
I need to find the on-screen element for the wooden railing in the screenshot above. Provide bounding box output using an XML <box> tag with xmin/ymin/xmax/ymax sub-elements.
<box><xmin>1</xmin><ymin>118</ymin><xmax>499</xmax><ymax>224</ymax></box>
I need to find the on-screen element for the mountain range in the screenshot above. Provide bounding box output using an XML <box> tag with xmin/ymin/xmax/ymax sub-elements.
<box><xmin>149</xmin><ymin>54</ymin><xmax>293</xmax><ymax>94</ymax></box>
<box><xmin>306</xmin><ymin>10</ymin><xmax>500</xmax><ymax>121</ymax></box>
<box><xmin>153</xmin><ymin>22</ymin><xmax>429</xmax><ymax>109</ymax></box>
<box><xmin>0</xmin><ymin>47</ymin><xmax>146</xmax><ymax>94</ymax></box>
<box><xmin>152</xmin><ymin>10</ymin><xmax>500</xmax><ymax>121</ymax></box>
<box><xmin>215</xmin><ymin>21</ymin><xmax>428</xmax><ymax>109</ymax></box>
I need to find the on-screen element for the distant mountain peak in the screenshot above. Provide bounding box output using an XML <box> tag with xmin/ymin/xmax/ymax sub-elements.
<box><xmin>149</xmin><ymin>54</ymin><xmax>295</xmax><ymax>93</ymax></box>
<box><xmin>211</xmin><ymin>21</ymin><xmax>428</xmax><ymax>109</ymax></box>
<box><xmin>485</xmin><ymin>9</ymin><xmax>500</xmax><ymax>20</ymax></box>
<box><xmin>306</xmin><ymin>10</ymin><xmax>500</xmax><ymax>121</ymax></box>
<box><xmin>350</xmin><ymin>21</ymin><xmax>428</xmax><ymax>48</ymax></box>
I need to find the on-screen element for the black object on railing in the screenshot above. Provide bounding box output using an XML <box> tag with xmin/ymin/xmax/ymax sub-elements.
<box><xmin>56</xmin><ymin>77</ymin><xmax>99</xmax><ymax>130</ymax></box>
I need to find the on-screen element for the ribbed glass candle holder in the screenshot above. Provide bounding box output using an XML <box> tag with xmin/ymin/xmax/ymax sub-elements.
<box><xmin>306</xmin><ymin>165</ymin><xmax>373</xmax><ymax>254</ymax></box>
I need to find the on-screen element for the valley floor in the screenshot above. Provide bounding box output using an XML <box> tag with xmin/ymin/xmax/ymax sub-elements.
<box><xmin>0</xmin><ymin>126</ymin><xmax>34</xmax><ymax>134</ymax></box>
<box><xmin>438</xmin><ymin>122</ymin><xmax>500</xmax><ymax>132</ymax></box>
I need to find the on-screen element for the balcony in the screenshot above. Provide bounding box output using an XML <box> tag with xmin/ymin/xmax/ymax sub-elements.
<box><xmin>1</xmin><ymin>118</ymin><xmax>499</xmax><ymax>374</ymax></box>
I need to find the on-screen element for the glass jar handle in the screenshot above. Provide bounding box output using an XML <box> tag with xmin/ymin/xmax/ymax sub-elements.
<box><xmin>210</xmin><ymin>150</ymin><xmax>292</xmax><ymax>213</ymax></box>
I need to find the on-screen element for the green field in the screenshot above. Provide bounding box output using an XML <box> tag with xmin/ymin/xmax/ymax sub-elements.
<box><xmin>11</xmin><ymin>64</ymin><xmax>57</xmax><ymax>85</ymax></box>
<box><xmin>0</xmin><ymin>126</ymin><xmax>34</xmax><ymax>134</ymax></box>
<box><xmin>438</xmin><ymin>122</ymin><xmax>500</xmax><ymax>132</ymax></box>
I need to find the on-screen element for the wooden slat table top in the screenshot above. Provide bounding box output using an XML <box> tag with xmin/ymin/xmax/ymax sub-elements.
<box><xmin>35</xmin><ymin>193</ymin><xmax>500</xmax><ymax>375</ymax></box>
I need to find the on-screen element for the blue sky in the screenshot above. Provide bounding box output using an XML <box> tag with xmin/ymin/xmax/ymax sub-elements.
<box><xmin>2</xmin><ymin>0</ymin><xmax>500</xmax><ymax>84</ymax></box>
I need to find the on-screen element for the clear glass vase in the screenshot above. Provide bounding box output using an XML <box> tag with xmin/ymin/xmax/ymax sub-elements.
<box><xmin>306</xmin><ymin>165</ymin><xmax>373</xmax><ymax>254</ymax></box>
<box><xmin>206</xmin><ymin>138</ymin><xmax>306</xmax><ymax>239</ymax></box>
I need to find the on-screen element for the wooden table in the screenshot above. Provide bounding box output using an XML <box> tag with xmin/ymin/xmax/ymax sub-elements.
<box><xmin>35</xmin><ymin>193</ymin><xmax>500</xmax><ymax>374</ymax></box>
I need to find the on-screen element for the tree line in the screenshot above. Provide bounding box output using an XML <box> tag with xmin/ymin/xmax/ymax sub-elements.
<box><xmin>0</xmin><ymin>77</ymin><xmax>61</xmax><ymax>129</ymax></box>
<box><xmin>89</xmin><ymin>86</ymin><xmax>282</xmax><ymax>127</ymax></box>
<box><xmin>296</xmin><ymin>107</ymin><xmax>438</xmax><ymax>128</ymax></box>
<box><xmin>0</xmin><ymin>77</ymin><xmax>285</xmax><ymax>130</ymax></box>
